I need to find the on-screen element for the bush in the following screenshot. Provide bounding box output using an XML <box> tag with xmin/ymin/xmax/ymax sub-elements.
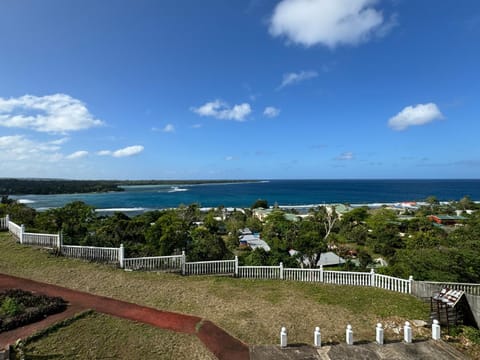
<box><xmin>0</xmin><ymin>289</ymin><xmax>67</xmax><ymax>333</ymax></box>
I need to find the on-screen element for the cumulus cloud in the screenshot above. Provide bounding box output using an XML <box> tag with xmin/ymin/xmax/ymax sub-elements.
<box><xmin>388</xmin><ymin>103</ymin><xmax>444</xmax><ymax>131</ymax></box>
<box><xmin>97</xmin><ymin>150</ymin><xmax>112</xmax><ymax>156</ymax></box>
<box><xmin>0</xmin><ymin>135</ymin><xmax>63</xmax><ymax>162</ymax></box>
<box><xmin>0</xmin><ymin>94</ymin><xmax>104</xmax><ymax>133</ymax></box>
<box><xmin>66</xmin><ymin>150</ymin><xmax>88</xmax><ymax>160</ymax></box>
<box><xmin>269</xmin><ymin>0</ymin><xmax>391</xmax><ymax>48</ymax></box>
<box><xmin>112</xmin><ymin>145</ymin><xmax>144</xmax><ymax>158</ymax></box>
<box><xmin>263</xmin><ymin>106</ymin><xmax>281</xmax><ymax>118</ymax></box>
<box><xmin>336</xmin><ymin>151</ymin><xmax>354</xmax><ymax>160</ymax></box>
<box><xmin>192</xmin><ymin>100</ymin><xmax>251</xmax><ymax>121</ymax></box>
<box><xmin>278</xmin><ymin>71</ymin><xmax>318</xmax><ymax>89</ymax></box>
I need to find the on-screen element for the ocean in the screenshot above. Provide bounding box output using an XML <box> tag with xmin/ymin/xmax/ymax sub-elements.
<box><xmin>11</xmin><ymin>179</ymin><xmax>480</xmax><ymax>213</ymax></box>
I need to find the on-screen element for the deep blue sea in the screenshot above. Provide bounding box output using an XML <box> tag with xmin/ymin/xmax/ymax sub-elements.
<box><xmin>11</xmin><ymin>179</ymin><xmax>480</xmax><ymax>212</ymax></box>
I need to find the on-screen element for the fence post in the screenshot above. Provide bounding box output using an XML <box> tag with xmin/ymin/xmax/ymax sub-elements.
<box><xmin>376</xmin><ymin>323</ymin><xmax>384</xmax><ymax>345</ymax></box>
<box><xmin>118</xmin><ymin>244</ymin><xmax>124</xmax><ymax>268</ymax></box>
<box><xmin>432</xmin><ymin>319</ymin><xmax>441</xmax><ymax>340</ymax></box>
<box><xmin>181</xmin><ymin>251</ymin><xmax>186</xmax><ymax>275</ymax></box>
<box><xmin>370</xmin><ymin>268</ymin><xmax>375</xmax><ymax>287</ymax></box>
<box><xmin>279</xmin><ymin>262</ymin><xmax>284</xmax><ymax>280</ymax></box>
<box><xmin>56</xmin><ymin>232</ymin><xmax>61</xmax><ymax>249</ymax></box>
<box><xmin>20</xmin><ymin>224</ymin><xmax>25</xmax><ymax>244</ymax></box>
<box><xmin>320</xmin><ymin>265</ymin><xmax>324</xmax><ymax>283</ymax></box>
<box><xmin>5</xmin><ymin>214</ymin><xmax>9</xmax><ymax>227</ymax></box>
<box><xmin>408</xmin><ymin>275</ymin><xmax>414</xmax><ymax>294</ymax></box>
<box><xmin>234</xmin><ymin>256</ymin><xmax>239</xmax><ymax>277</ymax></box>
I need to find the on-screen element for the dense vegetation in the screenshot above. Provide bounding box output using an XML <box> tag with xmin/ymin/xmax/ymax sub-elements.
<box><xmin>0</xmin><ymin>289</ymin><xmax>67</xmax><ymax>333</ymax></box>
<box><xmin>0</xmin><ymin>178</ymin><xmax>255</xmax><ymax>195</ymax></box>
<box><xmin>0</xmin><ymin>178</ymin><xmax>122</xmax><ymax>195</ymax></box>
<box><xmin>1</xmin><ymin>195</ymin><xmax>479</xmax><ymax>282</ymax></box>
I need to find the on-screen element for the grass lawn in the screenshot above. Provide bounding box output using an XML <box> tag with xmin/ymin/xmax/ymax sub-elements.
<box><xmin>24</xmin><ymin>312</ymin><xmax>215</xmax><ymax>359</ymax></box>
<box><xmin>0</xmin><ymin>232</ymin><xmax>430</xmax><ymax>351</ymax></box>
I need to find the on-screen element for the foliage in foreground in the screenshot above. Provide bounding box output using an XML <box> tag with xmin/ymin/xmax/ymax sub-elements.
<box><xmin>0</xmin><ymin>289</ymin><xmax>67</xmax><ymax>333</ymax></box>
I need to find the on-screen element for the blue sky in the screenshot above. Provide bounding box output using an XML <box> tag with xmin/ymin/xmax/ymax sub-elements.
<box><xmin>0</xmin><ymin>0</ymin><xmax>479</xmax><ymax>180</ymax></box>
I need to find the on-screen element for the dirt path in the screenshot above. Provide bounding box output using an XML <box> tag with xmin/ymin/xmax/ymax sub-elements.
<box><xmin>0</xmin><ymin>273</ymin><xmax>249</xmax><ymax>360</ymax></box>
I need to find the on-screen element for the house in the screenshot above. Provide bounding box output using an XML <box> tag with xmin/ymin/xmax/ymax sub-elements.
<box><xmin>428</xmin><ymin>215</ymin><xmax>467</xmax><ymax>226</ymax></box>
<box><xmin>289</xmin><ymin>249</ymin><xmax>346</xmax><ymax>267</ymax></box>
<box><xmin>239</xmin><ymin>233</ymin><xmax>271</xmax><ymax>252</ymax></box>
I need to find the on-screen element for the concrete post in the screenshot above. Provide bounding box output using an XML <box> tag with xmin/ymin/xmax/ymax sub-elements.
<box><xmin>404</xmin><ymin>321</ymin><xmax>412</xmax><ymax>343</ymax></box>
<box><xmin>20</xmin><ymin>224</ymin><xmax>25</xmax><ymax>244</ymax></box>
<box><xmin>279</xmin><ymin>262</ymin><xmax>284</xmax><ymax>280</ymax></box>
<box><xmin>280</xmin><ymin>327</ymin><xmax>287</xmax><ymax>348</ymax></box>
<box><xmin>181</xmin><ymin>251</ymin><xmax>186</xmax><ymax>275</ymax></box>
<box><xmin>376</xmin><ymin>323</ymin><xmax>384</xmax><ymax>345</ymax></box>
<box><xmin>234</xmin><ymin>256</ymin><xmax>239</xmax><ymax>277</ymax></box>
<box><xmin>370</xmin><ymin>268</ymin><xmax>375</xmax><ymax>287</ymax></box>
<box><xmin>119</xmin><ymin>244</ymin><xmax>124</xmax><ymax>268</ymax></box>
<box><xmin>314</xmin><ymin>327</ymin><xmax>321</xmax><ymax>347</ymax></box>
<box><xmin>432</xmin><ymin>319</ymin><xmax>441</xmax><ymax>340</ymax></box>
<box><xmin>346</xmin><ymin>324</ymin><xmax>353</xmax><ymax>345</ymax></box>
<box><xmin>408</xmin><ymin>275</ymin><xmax>414</xmax><ymax>294</ymax></box>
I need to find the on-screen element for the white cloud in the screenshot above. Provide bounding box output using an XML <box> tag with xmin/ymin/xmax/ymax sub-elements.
<box><xmin>388</xmin><ymin>103</ymin><xmax>444</xmax><ymax>131</ymax></box>
<box><xmin>192</xmin><ymin>100</ymin><xmax>252</xmax><ymax>121</ymax></box>
<box><xmin>97</xmin><ymin>150</ymin><xmax>112</xmax><ymax>156</ymax></box>
<box><xmin>112</xmin><ymin>145</ymin><xmax>144</xmax><ymax>158</ymax></box>
<box><xmin>0</xmin><ymin>94</ymin><xmax>104</xmax><ymax>133</ymax></box>
<box><xmin>225</xmin><ymin>156</ymin><xmax>234</xmax><ymax>161</ymax></box>
<box><xmin>269</xmin><ymin>0</ymin><xmax>391</xmax><ymax>48</ymax></box>
<box><xmin>336</xmin><ymin>151</ymin><xmax>354</xmax><ymax>160</ymax></box>
<box><xmin>263</xmin><ymin>106</ymin><xmax>281</xmax><ymax>118</ymax></box>
<box><xmin>66</xmin><ymin>150</ymin><xmax>88</xmax><ymax>160</ymax></box>
<box><xmin>278</xmin><ymin>71</ymin><xmax>318</xmax><ymax>89</ymax></box>
<box><xmin>0</xmin><ymin>135</ymin><xmax>63</xmax><ymax>162</ymax></box>
<box><xmin>162</xmin><ymin>124</ymin><xmax>175</xmax><ymax>133</ymax></box>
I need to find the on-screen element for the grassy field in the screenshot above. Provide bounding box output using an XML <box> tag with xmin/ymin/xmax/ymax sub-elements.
<box><xmin>23</xmin><ymin>312</ymin><xmax>215</xmax><ymax>359</ymax></box>
<box><xmin>0</xmin><ymin>232</ymin><xmax>431</xmax><ymax>356</ymax></box>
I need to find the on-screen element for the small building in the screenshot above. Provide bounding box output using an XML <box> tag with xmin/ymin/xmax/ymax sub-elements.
<box><xmin>428</xmin><ymin>215</ymin><xmax>467</xmax><ymax>226</ymax></box>
<box><xmin>239</xmin><ymin>233</ymin><xmax>271</xmax><ymax>252</ymax></box>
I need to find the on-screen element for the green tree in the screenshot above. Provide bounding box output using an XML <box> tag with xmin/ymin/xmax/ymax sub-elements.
<box><xmin>188</xmin><ymin>227</ymin><xmax>230</xmax><ymax>261</ymax></box>
<box><xmin>251</xmin><ymin>199</ymin><xmax>268</xmax><ymax>209</ymax></box>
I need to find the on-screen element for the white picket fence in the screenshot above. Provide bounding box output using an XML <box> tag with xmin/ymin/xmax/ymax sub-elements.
<box><xmin>60</xmin><ymin>244</ymin><xmax>120</xmax><ymax>263</ymax></box>
<box><xmin>7</xmin><ymin>220</ymin><xmax>22</xmax><ymax>240</ymax></box>
<box><xmin>8</xmin><ymin>215</ymin><xmax>480</xmax><ymax>297</ymax></box>
<box><xmin>183</xmin><ymin>259</ymin><xmax>236</xmax><ymax>275</ymax></box>
<box><xmin>239</xmin><ymin>265</ymin><xmax>282</xmax><ymax>279</ymax></box>
<box><xmin>22</xmin><ymin>232</ymin><xmax>60</xmax><ymax>248</ymax></box>
<box><xmin>0</xmin><ymin>216</ymin><xmax>7</xmax><ymax>230</ymax></box>
<box><xmin>124</xmin><ymin>253</ymin><xmax>185</xmax><ymax>271</ymax></box>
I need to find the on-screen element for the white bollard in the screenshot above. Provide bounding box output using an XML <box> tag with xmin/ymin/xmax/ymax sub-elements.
<box><xmin>376</xmin><ymin>323</ymin><xmax>384</xmax><ymax>345</ymax></box>
<box><xmin>346</xmin><ymin>324</ymin><xmax>353</xmax><ymax>345</ymax></box>
<box><xmin>404</xmin><ymin>321</ymin><xmax>412</xmax><ymax>344</ymax></box>
<box><xmin>280</xmin><ymin>327</ymin><xmax>288</xmax><ymax>348</ymax></box>
<box><xmin>432</xmin><ymin>320</ymin><xmax>441</xmax><ymax>340</ymax></box>
<box><xmin>314</xmin><ymin>327</ymin><xmax>321</xmax><ymax>347</ymax></box>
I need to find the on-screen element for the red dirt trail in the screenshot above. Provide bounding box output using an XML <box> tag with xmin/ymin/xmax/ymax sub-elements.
<box><xmin>0</xmin><ymin>273</ymin><xmax>250</xmax><ymax>360</ymax></box>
